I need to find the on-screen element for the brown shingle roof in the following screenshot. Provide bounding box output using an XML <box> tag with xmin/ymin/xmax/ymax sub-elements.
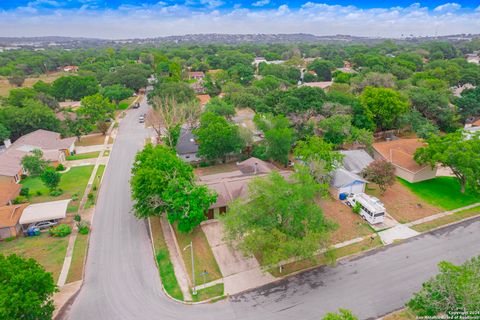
<box><xmin>196</xmin><ymin>94</ymin><xmax>211</xmax><ymax>106</ymax></box>
<box><xmin>0</xmin><ymin>181</ymin><xmax>21</xmax><ymax>206</ymax></box>
<box><xmin>14</xmin><ymin>129</ymin><xmax>76</xmax><ymax>150</ymax></box>
<box><xmin>372</xmin><ymin>139</ymin><xmax>428</xmax><ymax>173</ymax></box>
<box><xmin>0</xmin><ymin>204</ymin><xmax>28</xmax><ymax>228</ymax></box>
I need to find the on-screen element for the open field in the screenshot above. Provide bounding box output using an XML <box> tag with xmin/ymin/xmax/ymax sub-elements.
<box><xmin>174</xmin><ymin>224</ymin><xmax>222</xmax><ymax>284</ymax></box>
<box><xmin>366</xmin><ymin>181</ymin><xmax>440</xmax><ymax>223</ymax></box>
<box><xmin>21</xmin><ymin>165</ymin><xmax>94</xmax><ymax>212</ymax></box>
<box><xmin>412</xmin><ymin>205</ymin><xmax>480</xmax><ymax>233</ymax></box>
<box><xmin>150</xmin><ymin>217</ymin><xmax>184</xmax><ymax>301</ymax></box>
<box><xmin>66</xmin><ymin>151</ymin><xmax>100</xmax><ymax>161</ymax></box>
<box><xmin>66</xmin><ymin>233</ymin><xmax>89</xmax><ymax>283</ymax></box>
<box><xmin>0</xmin><ymin>232</ymin><xmax>69</xmax><ymax>282</ymax></box>
<box><xmin>320</xmin><ymin>196</ymin><xmax>373</xmax><ymax>243</ymax></box>
<box><xmin>398</xmin><ymin>177</ymin><xmax>480</xmax><ymax>211</ymax></box>
<box><xmin>0</xmin><ymin>72</ymin><xmax>67</xmax><ymax>96</ymax></box>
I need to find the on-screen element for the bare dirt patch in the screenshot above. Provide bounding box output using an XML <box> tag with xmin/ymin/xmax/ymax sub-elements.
<box><xmin>366</xmin><ymin>182</ymin><xmax>441</xmax><ymax>223</ymax></box>
<box><xmin>194</xmin><ymin>163</ymin><xmax>239</xmax><ymax>176</ymax></box>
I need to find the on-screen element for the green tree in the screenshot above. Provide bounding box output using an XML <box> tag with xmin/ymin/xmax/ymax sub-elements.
<box><xmin>408</xmin><ymin>87</ymin><xmax>456</xmax><ymax>131</ymax></box>
<box><xmin>204</xmin><ymin>97</ymin><xmax>236</xmax><ymax>119</ymax></box>
<box><xmin>294</xmin><ymin>136</ymin><xmax>343</xmax><ymax>186</ymax></box>
<box><xmin>0</xmin><ymin>254</ymin><xmax>57</xmax><ymax>320</ymax></box>
<box><xmin>51</xmin><ymin>76</ymin><xmax>99</xmax><ymax>101</ymax></box>
<box><xmin>77</xmin><ymin>94</ymin><xmax>115</xmax><ymax>125</ymax></box>
<box><xmin>360</xmin><ymin>86</ymin><xmax>409</xmax><ymax>130</ymax></box>
<box><xmin>41</xmin><ymin>166</ymin><xmax>61</xmax><ymax>191</ymax></box>
<box><xmin>0</xmin><ymin>123</ymin><xmax>10</xmax><ymax>141</ymax></box>
<box><xmin>415</xmin><ymin>132</ymin><xmax>480</xmax><ymax>193</ymax></box>
<box><xmin>308</xmin><ymin>59</ymin><xmax>333</xmax><ymax>81</ymax></box>
<box><xmin>148</xmin><ymin>81</ymin><xmax>196</xmax><ymax>104</ymax></box>
<box><xmin>456</xmin><ymin>86</ymin><xmax>480</xmax><ymax>120</ymax></box>
<box><xmin>194</xmin><ymin>112</ymin><xmax>244</xmax><ymax>162</ymax></box>
<box><xmin>130</xmin><ymin>144</ymin><xmax>216</xmax><ymax>232</ymax></box>
<box><xmin>102</xmin><ymin>64</ymin><xmax>151</xmax><ymax>91</ymax></box>
<box><xmin>7</xmin><ymin>71</ymin><xmax>25</xmax><ymax>87</ymax></box>
<box><xmin>7</xmin><ymin>88</ymin><xmax>38</xmax><ymax>107</ymax></box>
<box><xmin>101</xmin><ymin>84</ymin><xmax>134</xmax><ymax>105</ymax></box>
<box><xmin>255</xmin><ymin>114</ymin><xmax>295</xmax><ymax>166</ymax></box>
<box><xmin>408</xmin><ymin>256</ymin><xmax>480</xmax><ymax>317</ymax></box>
<box><xmin>323</xmin><ymin>309</ymin><xmax>358</xmax><ymax>320</ymax></box>
<box><xmin>21</xmin><ymin>149</ymin><xmax>49</xmax><ymax>177</ymax></box>
<box><xmin>222</xmin><ymin>169</ymin><xmax>337</xmax><ymax>267</ymax></box>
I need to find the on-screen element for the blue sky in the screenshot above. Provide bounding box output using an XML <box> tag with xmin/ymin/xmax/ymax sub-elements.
<box><xmin>0</xmin><ymin>1</ymin><xmax>479</xmax><ymax>38</ymax></box>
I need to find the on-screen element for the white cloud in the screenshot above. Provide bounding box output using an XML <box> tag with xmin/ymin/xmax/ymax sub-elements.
<box><xmin>252</xmin><ymin>0</ymin><xmax>270</xmax><ymax>7</ymax></box>
<box><xmin>0</xmin><ymin>2</ymin><xmax>479</xmax><ymax>39</ymax></box>
<box><xmin>433</xmin><ymin>2</ymin><xmax>461</xmax><ymax>12</ymax></box>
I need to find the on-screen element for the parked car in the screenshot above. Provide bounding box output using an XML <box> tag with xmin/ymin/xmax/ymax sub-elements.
<box><xmin>139</xmin><ymin>115</ymin><xmax>145</xmax><ymax>123</ymax></box>
<box><xmin>133</xmin><ymin>102</ymin><xmax>140</xmax><ymax>109</ymax></box>
<box><xmin>28</xmin><ymin>220</ymin><xmax>58</xmax><ymax>230</ymax></box>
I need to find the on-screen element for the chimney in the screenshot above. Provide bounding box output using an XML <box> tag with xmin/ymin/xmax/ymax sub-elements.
<box><xmin>3</xmin><ymin>139</ymin><xmax>11</xmax><ymax>149</ymax></box>
<box><xmin>254</xmin><ymin>162</ymin><xmax>258</xmax><ymax>175</ymax></box>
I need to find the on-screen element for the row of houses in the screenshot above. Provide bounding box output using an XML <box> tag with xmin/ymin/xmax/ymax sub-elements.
<box><xmin>0</xmin><ymin>129</ymin><xmax>76</xmax><ymax>206</ymax></box>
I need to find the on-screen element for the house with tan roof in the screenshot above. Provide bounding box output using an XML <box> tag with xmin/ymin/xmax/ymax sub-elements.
<box><xmin>197</xmin><ymin>157</ymin><xmax>291</xmax><ymax>219</ymax></box>
<box><xmin>196</xmin><ymin>94</ymin><xmax>211</xmax><ymax>107</ymax></box>
<box><xmin>188</xmin><ymin>71</ymin><xmax>205</xmax><ymax>81</ymax></box>
<box><xmin>0</xmin><ymin>204</ymin><xmax>28</xmax><ymax>239</ymax></box>
<box><xmin>372</xmin><ymin>139</ymin><xmax>436</xmax><ymax>183</ymax></box>
<box><xmin>0</xmin><ymin>130</ymin><xmax>76</xmax><ymax>204</ymax></box>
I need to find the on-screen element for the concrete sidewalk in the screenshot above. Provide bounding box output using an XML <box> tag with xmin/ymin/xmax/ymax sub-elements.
<box><xmin>405</xmin><ymin>202</ymin><xmax>480</xmax><ymax>227</ymax></box>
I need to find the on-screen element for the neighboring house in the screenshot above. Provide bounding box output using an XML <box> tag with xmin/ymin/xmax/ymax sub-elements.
<box><xmin>196</xmin><ymin>94</ymin><xmax>211</xmax><ymax>107</ymax></box>
<box><xmin>62</xmin><ymin>65</ymin><xmax>79</xmax><ymax>72</ymax></box>
<box><xmin>188</xmin><ymin>71</ymin><xmax>205</xmax><ymax>81</ymax></box>
<box><xmin>0</xmin><ymin>204</ymin><xmax>28</xmax><ymax>239</ymax></box>
<box><xmin>466</xmin><ymin>53</ymin><xmax>480</xmax><ymax>65</ymax></box>
<box><xmin>301</xmin><ymin>81</ymin><xmax>333</xmax><ymax>90</ymax></box>
<box><xmin>340</xmin><ymin>150</ymin><xmax>374</xmax><ymax>174</ymax></box>
<box><xmin>372</xmin><ymin>139</ymin><xmax>437</xmax><ymax>183</ymax></box>
<box><xmin>332</xmin><ymin>168</ymin><xmax>367</xmax><ymax>196</ymax></box>
<box><xmin>176</xmin><ymin>127</ymin><xmax>200</xmax><ymax>163</ymax></box>
<box><xmin>197</xmin><ymin>157</ymin><xmax>290</xmax><ymax>219</ymax></box>
<box><xmin>0</xmin><ymin>130</ymin><xmax>76</xmax><ymax>203</ymax></box>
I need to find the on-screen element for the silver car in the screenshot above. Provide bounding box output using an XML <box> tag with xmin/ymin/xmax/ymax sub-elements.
<box><xmin>28</xmin><ymin>220</ymin><xmax>58</xmax><ymax>230</ymax></box>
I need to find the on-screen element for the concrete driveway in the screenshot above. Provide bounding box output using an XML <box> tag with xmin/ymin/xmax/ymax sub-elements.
<box><xmin>201</xmin><ymin>220</ymin><xmax>274</xmax><ymax>294</ymax></box>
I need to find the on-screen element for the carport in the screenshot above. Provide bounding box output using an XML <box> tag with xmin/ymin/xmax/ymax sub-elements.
<box><xmin>19</xmin><ymin>199</ymin><xmax>70</xmax><ymax>229</ymax></box>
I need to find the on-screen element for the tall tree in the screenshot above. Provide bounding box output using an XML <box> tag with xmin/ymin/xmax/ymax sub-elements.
<box><xmin>414</xmin><ymin>132</ymin><xmax>480</xmax><ymax>193</ymax></box>
<box><xmin>222</xmin><ymin>169</ymin><xmax>337</xmax><ymax>267</ymax></box>
<box><xmin>308</xmin><ymin>59</ymin><xmax>333</xmax><ymax>81</ymax></box>
<box><xmin>255</xmin><ymin>114</ymin><xmax>295</xmax><ymax>166</ymax></box>
<box><xmin>204</xmin><ymin>97</ymin><xmax>236</xmax><ymax>119</ymax></box>
<box><xmin>194</xmin><ymin>112</ymin><xmax>244</xmax><ymax>162</ymax></box>
<box><xmin>40</xmin><ymin>167</ymin><xmax>61</xmax><ymax>192</ymax></box>
<box><xmin>408</xmin><ymin>256</ymin><xmax>480</xmax><ymax>317</ymax></box>
<box><xmin>51</xmin><ymin>76</ymin><xmax>99</xmax><ymax>101</ymax></box>
<box><xmin>0</xmin><ymin>123</ymin><xmax>10</xmax><ymax>141</ymax></box>
<box><xmin>77</xmin><ymin>94</ymin><xmax>115</xmax><ymax>126</ymax></box>
<box><xmin>130</xmin><ymin>144</ymin><xmax>216</xmax><ymax>232</ymax></box>
<box><xmin>21</xmin><ymin>149</ymin><xmax>49</xmax><ymax>177</ymax></box>
<box><xmin>101</xmin><ymin>85</ymin><xmax>134</xmax><ymax>105</ymax></box>
<box><xmin>360</xmin><ymin>86</ymin><xmax>409</xmax><ymax>130</ymax></box>
<box><xmin>0</xmin><ymin>254</ymin><xmax>57</xmax><ymax>320</ymax></box>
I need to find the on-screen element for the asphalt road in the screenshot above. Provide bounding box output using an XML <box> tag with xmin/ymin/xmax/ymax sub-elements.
<box><xmin>66</xmin><ymin>98</ymin><xmax>480</xmax><ymax>320</ymax></box>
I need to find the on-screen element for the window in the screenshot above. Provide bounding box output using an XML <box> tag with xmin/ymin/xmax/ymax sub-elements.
<box><xmin>374</xmin><ymin>212</ymin><xmax>385</xmax><ymax>218</ymax></box>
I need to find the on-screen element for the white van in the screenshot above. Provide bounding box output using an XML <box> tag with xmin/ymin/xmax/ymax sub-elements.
<box><xmin>346</xmin><ymin>193</ymin><xmax>386</xmax><ymax>225</ymax></box>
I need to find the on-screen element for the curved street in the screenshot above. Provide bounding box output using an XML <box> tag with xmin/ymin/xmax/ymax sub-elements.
<box><xmin>66</xmin><ymin>98</ymin><xmax>480</xmax><ymax>320</ymax></box>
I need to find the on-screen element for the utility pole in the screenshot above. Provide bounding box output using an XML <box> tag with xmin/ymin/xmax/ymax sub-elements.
<box><xmin>183</xmin><ymin>241</ymin><xmax>196</xmax><ymax>295</ymax></box>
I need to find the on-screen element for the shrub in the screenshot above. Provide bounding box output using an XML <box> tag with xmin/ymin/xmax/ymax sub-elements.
<box><xmin>71</xmin><ymin>193</ymin><xmax>78</xmax><ymax>201</ymax></box>
<box><xmin>56</xmin><ymin>164</ymin><xmax>65</xmax><ymax>171</ymax></box>
<box><xmin>76</xmin><ymin>221</ymin><xmax>90</xmax><ymax>235</ymax></box>
<box><xmin>19</xmin><ymin>187</ymin><xmax>29</xmax><ymax>197</ymax></box>
<box><xmin>36</xmin><ymin>190</ymin><xmax>42</xmax><ymax>196</ymax></box>
<box><xmin>12</xmin><ymin>196</ymin><xmax>27</xmax><ymax>204</ymax></box>
<box><xmin>352</xmin><ymin>202</ymin><xmax>361</xmax><ymax>214</ymax></box>
<box><xmin>4</xmin><ymin>236</ymin><xmax>15</xmax><ymax>242</ymax></box>
<box><xmin>73</xmin><ymin>214</ymin><xmax>81</xmax><ymax>222</ymax></box>
<box><xmin>20</xmin><ymin>174</ymin><xmax>27</xmax><ymax>180</ymax></box>
<box><xmin>87</xmin><ymin>192</ymin><xmax>94</xmax><ymax>201</ymax></box>
<box><xmin>49</xmin><ymin>224</ymin><xmax>72</xmax><ymax>237</ymax></box>
<box><xmin>92</xmin><ymin>184</ymin><xmax>97</xmax><ymax>191</ymax></box>
<box><xmin>49</xmin><ymin>189</ymin><xmax>63</xmax><ymax>197</ymax></box>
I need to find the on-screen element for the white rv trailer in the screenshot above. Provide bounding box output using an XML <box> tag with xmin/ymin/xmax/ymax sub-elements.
<box><xmin>346</xmin><ymin>193</ymin><xmax>385</xmax><ymax>224</ymax></box>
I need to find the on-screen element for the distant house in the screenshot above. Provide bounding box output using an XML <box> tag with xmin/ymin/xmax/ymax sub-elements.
<box><xmin>0</xmin><ymin>204</ymin><xmax>28</xmax><ymax>239</ymax></box>
<box><xmin>59</xmin><ymin>101</ymin><xmax>81</xmax><ymax>110</ymax></box>
<box><xmin>372</xmin><ymin>139</ymin><xmax>436</xmax><ymax>183</ymax></box>
<box><xmin>301</xmin><ymin>81</ymin><xmax>333</xmax><ymax>90</ymax></box>
<box><xmin>466</xmin><ymin>53</ymin><xmax>480</xmax><ymax>65</ymax></box>
<box><xmin>196</xmin><ymin>94</ymin><xmax>211</xmax><ymax>107</ymax></box>
<box><xmin>232</xmin><ymin>108</ymin><xmax>263</xmax><ymax>143</ymax></box>
<box><xmin>198</xmin><ymin>157</ymin><xmax>291</xmax><ymax>219</ymax></box>
<box><xmin>252</xmin><ymin>57</ymin><xmax>267</xmax><ymax>66</ymax></box>
<box><xmin>176</xmin><ymin>127</ymin><xmax>200</xmax><ymax>163</ymax></box>
<box><xmin>62</xmin><ymin>65</ymin><xmax>79</xmax><ymax>72</ymax></box>
<box><xmin>55</xmin><ymin>110</ymin><xmax>78</xmax><ymax>121</ymax></box>
<box><xmin>188</xmin><ymin>71</ymin><xmax>205</xmax><ymax>81</ymax></box>
<box><xmin>332</xmin><ymin>168</ymin><xmax>367</xmax><ymax>196</ymax></box>
<box><xmin>0</xmin><ymin>130</ymin><xmax>76</xmax><ymax>204</ymax></box>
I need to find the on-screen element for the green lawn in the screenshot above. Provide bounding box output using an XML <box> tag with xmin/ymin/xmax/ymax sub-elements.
<box><xmin>174</xmin><ymin>225</ymin><xmax>222</xmax><ymax>284</ymax></box>
<box><xmin>398</xmin><ymin>177</ymin><xmax>480</xmax><ymax>210</ymax></box>
<box><xmin>66</xmin><ymin>233</ymin><xmax>88</xmax><ymax>283</ymax></box>
<box><xmin>21</xmin><ymin>165</ymin><xmax>94</xmax><ymax>212</ymax></box>
<box><xmin>150</xmin><ymin>218</ymin><xmax>184</xmax><ymax>301</ymax></box>
<box><xmin>66</xmin><ymin>151</ymin><xmax>100</xmax><ymax>161</ymax></box>
<box><xmin>0</xmin><ymin>233</ymin><xmax>69</xmax><ymax>282</ymax></box>
<box><xmin>192</xmin><ymin>284</ymin><xmax>224</xmax><ymax>302</ymax></box>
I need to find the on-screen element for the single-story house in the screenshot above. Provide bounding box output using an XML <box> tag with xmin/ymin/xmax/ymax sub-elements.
<box><xmin>301</xmin><ymin>81</ymin><xmax>333</xmax><ymax>90</ymax></box>
<box><xmin>176</xmin><ymin>127</ymin><xmax>201</xmax><ymax>163</ymax></box>
<box><xmin>188</xmin><ymin>71</ymin><xmax>205</xmax><ymax>81</ymax></box>
<box><xmin>19</xmin><ymin>199</ymin><xmax>70</xmax><ymax>229</ymax></box>
<box><xmin>372</xmin><ymin>139</ymin><xmax>436</xmax><ymax>183</ymax></box>
<box><xmin>332</xmin><ymin>168</ymin><xmax>367</xmax><ymax>196</ymax></box>
<box><xmin>62</xmin><ymin>65</ymin><xmax>79</xmax><ymax>72</ymax></box>
<box><xmin>340</xmin><ymin>149</ymin><xmax>374</xmax><ymax>174</ymax></box>
<box><xmin>0</xmin><ymin>178</ymin><xmax>21</xmax><ymax>206</ymax></box>
<box><xmin>196</xmin><ymin>94</ymin><xmax>211</xmax><ymax>107</ymax></box>
<box><xmin>197</xmin><ymin>157</ymin><xmax>291</xmax><ymax>218</ymax></box>
<box><xmin>0</xmin><ymin>204</ymin><xmax>29</xmax><ymax>239</ymax></box>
